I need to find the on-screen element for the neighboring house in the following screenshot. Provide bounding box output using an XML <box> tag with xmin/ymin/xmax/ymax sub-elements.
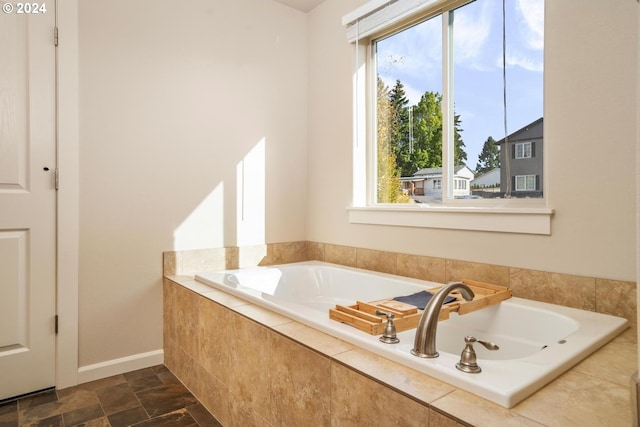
<box><xmin>471</xmin><ymin>168</ymin><xmax>501</xmax><ymax>193</ymax></box>
<box><xmin>401</xmin><ymin>165</ymin><xmax>474</xmax><ymax>201</ymax></box>
<box><xmin>497</xmin><ymin>117</ymin><xmax>543</xmax><ymax>197</ymax></box>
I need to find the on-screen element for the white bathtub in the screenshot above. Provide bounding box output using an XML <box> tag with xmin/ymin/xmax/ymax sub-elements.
<box><xmin>195</xmin><ymin>261</ymin><xmax>628</xmax><ymax>408</ymax></box>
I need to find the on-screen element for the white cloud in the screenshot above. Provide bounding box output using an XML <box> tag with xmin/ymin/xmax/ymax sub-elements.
<box><xmin>376</xmin><ymin>15</ymin><xmax>442</xmax><ymax>88</ymax></box>
<box><xmin>504</xmin><ymin>52</ymin><xmax>543</xmax><ymax>72</ymax></box>
<box><xmin>452</xmin><ymin>1</ymin><xmax>492</xmax><ymax>69</ymax></box>
<box><xmin>516</xmin><ymin>0</ymin><xmax>544</xmax><ymax>51</ymax></box>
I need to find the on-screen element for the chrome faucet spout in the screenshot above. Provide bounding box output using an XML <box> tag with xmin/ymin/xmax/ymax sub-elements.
<box><xmin>411</xmin><ymin>282</ymin><xmax>474</xmax><ymax>358</ymax></box>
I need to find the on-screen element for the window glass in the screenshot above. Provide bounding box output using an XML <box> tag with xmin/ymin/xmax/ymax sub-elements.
<box><xmin>515</xmin><ymin>142</ymin><xmax>532</xmax><ymax>159</ymax></box>
<box><xmin>374</xmin><ymin>0</ymin><xmax>544</xmax><ymax>204</ymax></box>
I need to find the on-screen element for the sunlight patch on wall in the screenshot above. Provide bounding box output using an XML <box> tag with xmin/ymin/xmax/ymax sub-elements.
<box><xmin>237</xmin><ymin>138</ymin><xmax>266</xmax><ymax>266</ymax></box>
<box><xmin>173</xmin><ymin>182</ymin><xmax>224</xmax><ymax>250</ymax></box>
<box><xmin>237</xmin><ymin>138</ymin><xmax>266</xmax><ymax>246</ymax></box>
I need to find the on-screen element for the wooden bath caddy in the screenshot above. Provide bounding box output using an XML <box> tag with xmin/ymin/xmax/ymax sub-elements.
<box><xmin>328</xmin><ymin>279</ymin><xmax>512</xmax><ymax>335</ymax></box>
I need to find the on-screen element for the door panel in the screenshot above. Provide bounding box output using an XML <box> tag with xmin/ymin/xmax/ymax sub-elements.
<box><xmin>0</xmin><ymin>3</ymin><xmax>57</xmax><ymax>399</ymax></box>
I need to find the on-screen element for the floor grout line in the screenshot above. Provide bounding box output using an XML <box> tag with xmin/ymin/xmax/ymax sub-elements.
<box><xmin>1</xmin><ymin>364</ymin><xmax>221</xmax><ymax>427</ymax></box>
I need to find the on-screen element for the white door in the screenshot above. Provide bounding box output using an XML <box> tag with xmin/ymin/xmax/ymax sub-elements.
<box><xmin>0</xmin><ymin>3</ymin><xmax>57</xmax><ymax>400</ymax></box>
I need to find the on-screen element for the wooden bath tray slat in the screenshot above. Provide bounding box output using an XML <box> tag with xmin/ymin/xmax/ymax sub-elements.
<box><xmin>328</xmin><ymin>279</ymin><xmax>511</xmax><ymax>335</ymax></box>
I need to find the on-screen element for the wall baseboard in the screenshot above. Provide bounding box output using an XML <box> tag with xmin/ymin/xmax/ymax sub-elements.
<box><xmin>77</xmin><ymin>350</ymin><xmax>164</xmax><ymax>385</ymax></box>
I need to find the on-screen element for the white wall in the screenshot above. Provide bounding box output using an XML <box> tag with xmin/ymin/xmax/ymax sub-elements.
<box><xmin>77</xmin><ymin>0</ymin><xmax>308</xmax><ymax>368</ymax></box>
<box><xmin>307</xmin><ymin>0</ymin><xmax>638</xmax><ymax>282</ymax></box>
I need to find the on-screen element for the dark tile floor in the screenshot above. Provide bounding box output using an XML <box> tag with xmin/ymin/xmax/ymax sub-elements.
<box><xmin>0</xmin><ymin>365</ymin><xmax>222</xmax><ymax>427</ymax></box>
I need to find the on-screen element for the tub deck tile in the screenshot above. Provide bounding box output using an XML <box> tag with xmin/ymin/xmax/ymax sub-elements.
<box><xmin>431</xmin><ymin>389</ymin><xmax>546</xmax><ymax>427</ymax></box>
<box><xmin>273</xmin><ymin>321</ymin><xmax>356</xmax><ymax>357</ymax></box>
<box><xmin>332</xmin><ymin>348</ymin><xmax>457</xmax><ymax>405</ymax></box>
<box><xmin>510</xmin><ymin>370</ymin><xmax>631</xmax><ymax>427</ymax></box>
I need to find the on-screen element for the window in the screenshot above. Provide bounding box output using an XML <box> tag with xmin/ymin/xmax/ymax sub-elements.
<box><xmin>352</xmin><ymin>0</ymin><xmax>544</xmax><ymax>204</ymax></box>
<box><xmin>454</xmin><ymin>179</ymin><xmax>467</xmax><ymax>190</ymax></box>
<box><xmin>344</xmin><ymin>0</ymin><xmax>551</xmax><ymax>234</ymax></box>
<box><xmin>515</xmin><ymin>142</ymin><xmax>533</xmax><ymax>159</ymax></box>
<box><xmin>515</xmin><ymin>175</ymin><xmax>537</xmax><ymax>191</ymax></box>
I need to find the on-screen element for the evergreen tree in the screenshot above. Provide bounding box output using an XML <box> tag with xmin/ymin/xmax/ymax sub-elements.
<box><xmin>453</xmin><ymin>114</ymin><xmax>468</xmax><ymax>166</ymax></box>
<box><xmin>380</xmin><ymin>80</ymin><xmax>469</xmax><ymax>183</ymax></box>
<box><xmin>475</xmin><ymin>136</ymin><xmax>500</xmax><ymax>174</ymax></box>
<box><xmin>388</xmin><ymin>80</ymin><xmax>410</xmax><ymax>170</ymax></box>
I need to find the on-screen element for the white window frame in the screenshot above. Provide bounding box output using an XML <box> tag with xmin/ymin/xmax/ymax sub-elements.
<box><xmin>515</xmin><ymin>142</ymin><xmax>533</xmax><ymax>159</ymax></box>
<box><xmin>515</xmin><ymin>175</ymin><xmax>537</xmax><ymax>191</ymax></box>
<box><xmin>344</xmin><ymin>0</ymin><xmax>552</xmax><ymax>235</ymax></box>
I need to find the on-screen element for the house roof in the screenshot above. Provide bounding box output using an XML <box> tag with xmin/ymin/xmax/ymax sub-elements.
<box><xmin>412</xmin><ymin>165</ymin><xmax>469</xmax><ymax>177</ymax></box>
<box><xmin>495</xmin><ymin>117</ymin><xmax>543</xmax><ymax>145</ymax></box>
<box><xmin>472</xmin><ymin>167</ymin><xmax>500</xmax><ymax>181</ymax></box>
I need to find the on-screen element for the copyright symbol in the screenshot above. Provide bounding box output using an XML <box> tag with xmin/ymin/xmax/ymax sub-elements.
<box><xmin>2</xmin><ymin>3</ymin><xmax>14</xmax><ymax>13</ymax></box>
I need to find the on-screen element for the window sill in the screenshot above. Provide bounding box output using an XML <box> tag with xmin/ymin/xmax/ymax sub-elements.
<box><xmin>347</xmin><ymin>205</ymin><xmax>553</xmax><ymax>235</ymax></box>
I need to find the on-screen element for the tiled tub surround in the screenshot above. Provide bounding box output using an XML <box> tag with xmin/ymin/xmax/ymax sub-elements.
<box><xmin>193</xmin><ymin>261</ymin><xmax>628</xmax><ymax>408</ymax></box>
<box><xmin>163</xmin><ymin>241</ymin><xmax>637</xmax><ymax>330</ymax></box>
<box><xmin>163</xmin><ymin>241</ymin><xmax>637</xmax><ymax>426</ymax></box>
<box><xmin>164</xmin><ymin>276</ymin><xmax>636</xmax><ymax>427</ymax></box>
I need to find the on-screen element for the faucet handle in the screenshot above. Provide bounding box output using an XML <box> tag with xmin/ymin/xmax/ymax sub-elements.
<box><xmin>456</xmin><ymin>336</ymin><xmax>499</xmax><ymax>374</ymax></box>
<box><xmin>375</xmin><ymin>310</ymin><xmax>400</xmax><ymax>344</ymax></box>
<box><xmin>465</xmin><ymin>335</ymin><xmax>500</xmax><ymax>351</ymax></box>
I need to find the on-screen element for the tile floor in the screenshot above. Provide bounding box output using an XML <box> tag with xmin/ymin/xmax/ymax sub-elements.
<box><xmin>0</xmin><ymin>365</ymin><xmax>222</xmax><ymax>427</ymax></box>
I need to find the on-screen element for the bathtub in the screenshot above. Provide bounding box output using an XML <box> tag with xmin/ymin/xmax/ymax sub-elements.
<box><xmin>194</xmin><ymin>261</ymin><xmax>628</xmax><ymax>408</ymax></box>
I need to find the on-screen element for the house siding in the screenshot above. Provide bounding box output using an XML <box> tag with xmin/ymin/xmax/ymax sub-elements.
<box><xmin>499</xmin><ymin>119</ymin><xmax>544</xmax><ymax>196</ymax></box>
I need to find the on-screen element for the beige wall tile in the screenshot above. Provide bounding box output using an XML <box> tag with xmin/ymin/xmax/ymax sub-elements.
<box><xmin>163</xmin><ymin>251</ymin><xmax>179</xmax><ymax>276</ymax></box>
<box><xmin>228</xmin><ymin>313</ymin><xmax>272</xmax><ymax>422</ymax></box>
<box><xmin>324</xmin><ymin>244</ymin><xmax>357</xmax><ymax>267</ymax></box>
<box><xmin>164</xmin><ymin>343</ymin><xmax>200</xmax><ymax>403</ymax></box>
<box><xmin>173</xmin><ymin>285</ymin><xmax>201</xmax><ymax>358</ymax></box>
<box><xmin>549</xmin><ymin>273</ymin><xmax>596</xmax><ymax>311</ymax></box>
<box><xmin>198</xmin><ymin>297</ymin><xmax>232</xmax><ymax>386</ymax></box>
<box><xmin>306</xmin><ymin>241</ymin><xmax>325</xmax><ymax>261</ymax></box>
<box><xmin>163</xmin><ymin>337</ymin><xmax>179</xmax><ymax>378</ymax></box>
<box><xmin>509</xmin><ymin>268</ymin><xmax>552</xmax><ymax>302</ymax></box>
<box><xmin>198</xmin><ymin>367</ymin><xmax>232</xmax><ymax>427</ymax></box>
<box><xmin>330</xmin><ymin>362</ymin><xmax>430</xmax><ymax>427</ymax></box>
<box><xmin>596</xmin><ymin>278</ymin><xmax>637</xmax><ymax>326</ymax></box>
<box><xmin>238</xmin><ymin>244</ymin><xmax>269</xmax><ymax>268</ymax></box>
<box><xmin>356</xmin><ymin>248</ymin><xmax>398</xmax><ymax>274</ymax></box>
<box><xmin>180</xmin><ymin>247</ymin><xmax>235</xmax><ymax>274</ymax></box>
<box><xmin>512</xmin><ymin>370</ymin><xmax>630</xmax><ymax>427</ymax></box>
<box><xmin>163</xmin><ymin>280</ymin><xmax>178</xmax><ymax>347</ymax></box>
<box><xmin>446</xmin><ymin>260</ymin><xmax>510</xmax><ymax>286</ymax></box>
<box><xmin>225</xmin><ymin>246</ymin><xmax>239</xmax><ymax>270</ymax></box>
<box><xmin>270</xmin><ymin>333</ymin><xmax>331</xmax><ymax>426</ymax></box>
<box><xmin>510</xmin><ymin>268</ymin><xmax>596</xmax><ymax>311</ymax></box>
<box><xmin>228</xmin><ymin>396</ymin><xmax>271</xmax><ymax>427</ymax></box>
<box><xmin>397</xmin><ymin>253</ymin><xmax>447</xmax><ymax>284</ymax></box>
<box><xmin>261</xmin><ymin>241</ymin><xmax>309</xmax><ymax>265</ymax></box>
<box><xmin>429</xmin><ymin>409</ymin><xmax>466</xmax><ymax>427</ymax></box>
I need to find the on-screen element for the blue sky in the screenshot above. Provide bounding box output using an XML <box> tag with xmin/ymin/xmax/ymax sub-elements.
<box><xmin>376</xmin><ymin>0</ymin><xmax>544</xmax><ymax>170</ymax></box>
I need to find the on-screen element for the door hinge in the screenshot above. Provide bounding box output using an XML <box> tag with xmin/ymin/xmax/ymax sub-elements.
<box><xmin>55</xmin><ymin>315</ymin><xmax>59</xmax><ymax>334</ymax></box>
<box><xmin>54</xmin><ymin>26</ymin><xmax>59</xmax><ymax>46</ymax></box>
<box><xmin>55</xmin><ymin>168</ymin><xmax>59</xmax><ymax>190</ymax></box>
